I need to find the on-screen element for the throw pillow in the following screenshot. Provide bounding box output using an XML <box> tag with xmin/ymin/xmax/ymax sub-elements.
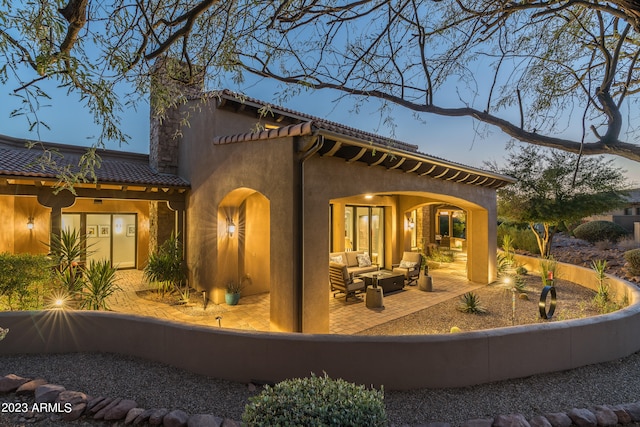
<box><xmin>356</xmin><ymin>253</ymin><xmax>372</xmax><ymax>267</ymax></box>
<box><xmin>330</xmin><ymin>255</ymin><xmax>344</xmax><ymax>264</ymax></box>
<box><xmin>399</xmin><ymin>260</ymin><xmax>417</xmax><ymax>269</ymax></box>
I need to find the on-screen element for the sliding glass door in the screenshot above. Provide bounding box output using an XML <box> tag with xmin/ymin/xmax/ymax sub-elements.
<box><xmin>345</xmin><ymin>206</ymin><xmax>384</xmax><ymax>265</ymax></box>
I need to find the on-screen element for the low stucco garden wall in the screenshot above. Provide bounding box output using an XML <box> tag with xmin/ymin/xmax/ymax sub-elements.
<box><xmin>1</xmin><ymin>256</ymin><xmax>639</xmax><ymax>390</ymax></box>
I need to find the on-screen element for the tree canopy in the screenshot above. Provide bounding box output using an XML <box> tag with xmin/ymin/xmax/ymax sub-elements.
<box><xmin>1</xmin><ymin>1</ymin><xmax>640</xmax><ymax>161</ymax></box>
<box><xmin>490</xmin><ymin>144</ymin><xmax>628</xmax><ymax>256</ymax></box>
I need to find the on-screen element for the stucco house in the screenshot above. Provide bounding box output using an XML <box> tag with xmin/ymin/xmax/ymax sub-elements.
<box><xmin>0</xmin><ymin>89</ymin><xmax>514</xmax><ymax>333</ymax></box>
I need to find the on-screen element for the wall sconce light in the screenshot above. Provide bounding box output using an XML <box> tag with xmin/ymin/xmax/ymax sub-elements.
<box><xmin>227</xmin><ymin>218</ymin><xmax>236</xmax><ymax>237</ymax></box>
<box><xmin>408</xmin><ymin>217</ymin><xmax>415</xmax><ymax>229</ymax></box>
<box><xmin>27</xmin><ymin>217</ymin><xmax>34</xmax><ymax>230</ymax></box>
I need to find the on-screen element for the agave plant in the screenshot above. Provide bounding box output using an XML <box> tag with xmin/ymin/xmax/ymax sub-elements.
<box><xmin>81</xmin><ymin>260</ymin><xmax>120</xmax><ymax>310</ymax></box>
<box><xmin>457</xmin><ymin>292</ymin><xmax>487</xmax><ymax>314</ymax></box>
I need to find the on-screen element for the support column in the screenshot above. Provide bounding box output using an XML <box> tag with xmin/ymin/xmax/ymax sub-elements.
<box><xmin>36</xmin><ymin>189</ymin><xmax>76</xmax><ymax>243</ymax></box>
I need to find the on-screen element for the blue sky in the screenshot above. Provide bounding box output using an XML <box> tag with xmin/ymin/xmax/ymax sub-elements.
<box><xmin>1</xmin><ymin>72</ymin><xmax>639</xmax><ymax>185</ymax></box>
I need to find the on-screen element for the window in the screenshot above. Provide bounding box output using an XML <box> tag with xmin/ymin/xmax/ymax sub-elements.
<box><xmin>625</xmin><ymin>208</ymin><xmax>633</xmax><ymax>215</ymax></box>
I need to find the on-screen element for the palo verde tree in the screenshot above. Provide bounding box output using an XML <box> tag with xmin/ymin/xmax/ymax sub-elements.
<box><xmin>490</xmin><ymin>144</ymin><xmax>628</xmax><ymax>257</ymax></box>
<box><xmin>1</xmin><ymin>0</ymin><xmax>640</xmax><ymax>185</ymax></box>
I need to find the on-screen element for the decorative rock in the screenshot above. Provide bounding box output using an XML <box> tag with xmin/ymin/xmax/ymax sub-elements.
<box><xmin>149</xmin><ymin>408</ymin><xmax>169</xmax><ymax>425</ymax></box>
<box><xmin>105</xmin><ymin>399</ymin><xmax>138</xmax><ymax>421</ymax></box>
<box><xmin>86</xmin><ymin>396</ymin><xmax>109</xmax><ymax>412</ymax></box>
<box><xmin>0</xmin><ymin>374</ymin><xmax>30</xmax><ymax>393</ymax></box>
<box><xmin>57</xmin><ymin>390</ymin><xmax>88</xmax><ymax>406</ymax></box>
<box><xmin>125</xmin><ymin>407</ymin><xmax>146</xmax><ymax>424</ymax></box>
<box><xmin>16</xmin><ymin>378</ymin><xmax>48</xmax><ymax>395</ymax></box>
<box><xmin>593</xmin><ymin>405</ymin><xmax>618</xmax><ymax>426</ymax></box>
<box><xmin>94</xmin><ymin>397</ymin><xmax>122</xmax><ymax>419</ymax></box>
<box><xmin>544</xmin><ymin>412</ymin><xmax>573</xmax><ymax>427</ymax></box>
<box><xmin>133</xmin><ymin>408</ymin><xmax>157</xmax><ymax>425</ymax></box>
<box><xmin>89</xmin><ymin>396</ymin><xmax>114</xmax><ymax>415</ymax></box>
<box><xmin>163</xmin><ymin>409</ymin><xmax>189</xmax><ymax>427</ymax></box>
<box><xmin>494</xmin><ymin>414</ymin><xmax>530</xmax><ymax>427</ymax></box>
<box><xmin>62</xmin><ymin>402</ymin><xmax>87</xmax><ymax>422</ymax></box>
<box><xmin>529</xmin><ymin>415</ymin><xmax>552</xmax><ymax>427</ymax></box>
<box><xmin>35</xmin><ymin>384</ymin><xmax>65</xmax><ymax>403</ymax></box>
<box><xmin>247</xmin><ymin>383</ymin><xmax>256</xmax><ymax>392</ymax></box>
<box><xmin>461</xmin><ymin>418</ymin><xmax>494</xmax><ymax>427</ymax></box>
<box><xmin>610</xmin><ymin>405</ymin><xmax>632</xmax><ymax>424</ymax></box>
<box><xmin>621</xmin><ymin>402</ymin><xmax>640</xmax><ymax>422</ymax></box>
<box><xmin>568</xmin><ymin>408</ymin><xmax>598</xmax><ymax>427</ymax></box>
<box><xmin>187</xmin><ymin>413</ymin><xmax>224</xmax><ymax>427</ymax></box>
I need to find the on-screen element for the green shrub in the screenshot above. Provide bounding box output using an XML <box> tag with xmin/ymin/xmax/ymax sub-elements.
<box><xmin>427</xmin><ymin>247</ymin><xmax>455</xmax><ymax>263</ymax></box>
<box><xmin>497</xmin><ymin>223</ymin><xmax>539</xmax><ymax>254</ymax></box>
<box><xmin>573</xmin><ymin>221</ymin><xmax>628</xmax><ymax>244</ymax></box>
<box><xmin>625</xmin><ymin>249</ymin><xmax>640</xmax><ymax>276</ymax></box>
<box><xmin>242</xmin><ymin>373</ymin><xmax>386</xmax><ymax>427</ymax></box>
<box><xmin>457</xmin><ymin>292</ymin><xmax>487</xmax><ymax>314</ymax></box>
<box><xmin>0</xmin><ymin>253</ymin><xmax>54</xmax><ymax>310</ymax></box>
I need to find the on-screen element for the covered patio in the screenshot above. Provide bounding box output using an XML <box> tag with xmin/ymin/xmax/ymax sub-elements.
<box><xmin>108</xmin><ymin>252</ymin><xmax>479</xmax><ymax>334</ymax></box>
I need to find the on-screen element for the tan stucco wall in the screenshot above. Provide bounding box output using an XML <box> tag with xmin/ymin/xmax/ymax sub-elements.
<box><xmin>3</xmin><ymin>196</ymin><xmax>51</xmax><ymax>254</ymax></box>
<box><xmin>0</xmin><ymin>196</ymin><xmax>16</xmax><ymax>253</ymax></box>
<box><xmin>178</xmin><ymin>103</ymin><xmax>300</xmax><ymax>332</ymax></box>
<box><xmin>1</xmin><ymin>262</ymin><xmax>638</xmax><ymax>390</ymax></box>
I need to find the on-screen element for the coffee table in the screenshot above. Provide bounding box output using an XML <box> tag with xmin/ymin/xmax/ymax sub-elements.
<box><xmin>358</xmin><ymin>270</ymin><xmax>405</xmax><ymax>293</ymax></box>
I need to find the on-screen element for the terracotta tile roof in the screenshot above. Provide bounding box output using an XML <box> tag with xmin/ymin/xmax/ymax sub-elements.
<box><xmin>0</xmin><ymin>135</ymin><xmax>189</xmax><ymax>188</ymax></box>
<box><xmin>208</xmin><ymin>89</ymin><xmax>420</xmax><ymax>152</ymax></box>
<box><xmin>214</xmin><ymin>121</ymin><xmax>314</xmax><ymax>145</ymax></box>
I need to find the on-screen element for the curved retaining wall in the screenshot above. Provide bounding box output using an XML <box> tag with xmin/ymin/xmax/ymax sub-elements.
<box><xmin>1</xmin><ymin>258</ymin><xmax>639</xmax><ymax>390</ymax></box>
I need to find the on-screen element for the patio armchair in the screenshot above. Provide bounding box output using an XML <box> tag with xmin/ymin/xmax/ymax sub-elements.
<box><xmin>329</xmin><ymin>262</ymin><xmax>365</xmax><ymax>301</ymax></box>
<box><xmin>392</xmin><ymin>251</ymin><xmax>423</xmax><ymax>286</ymax></box>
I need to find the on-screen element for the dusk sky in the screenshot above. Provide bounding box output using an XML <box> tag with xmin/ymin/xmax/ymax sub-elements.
<box><xmin>1</xmin><ymin>71</ymin><xmax>639</xmax><ymax>186</ymax></box>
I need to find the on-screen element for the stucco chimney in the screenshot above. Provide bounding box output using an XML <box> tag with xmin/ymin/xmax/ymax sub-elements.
<box><xmin>149</xmin><ymin>58</ymin><xmax>204</xmax><ymax>174</ymax></box>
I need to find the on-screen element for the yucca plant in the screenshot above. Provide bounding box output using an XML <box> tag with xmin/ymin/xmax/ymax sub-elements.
<box><xmin>457</xmin><ymin>292</ymin><xmax>487</xmax><ymax>314</ymax></box>
<box><xmin>591</xmin><ymin>259</ymin><xmax>616</xmax><ymax>313</ymax></box>
<box><xmin>48</xmin><ymin>228</ymin><xmax>92</xmax><ymax>295</ymax></box>
<box><xmin>81</xmin><ymin>260</ymin><xmax>120</xmax><ymax>310</ymax></box>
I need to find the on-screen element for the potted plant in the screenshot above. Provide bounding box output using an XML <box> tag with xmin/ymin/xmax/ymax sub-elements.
<box><xmin>418</xmin><ymin>259</ymin><xmax>432</xmax><ymax>292</ymax></box>
<box><xmin>225</xmin><ymin>275</ymin><xmax>252</xmax><ymax>306</ymax></box>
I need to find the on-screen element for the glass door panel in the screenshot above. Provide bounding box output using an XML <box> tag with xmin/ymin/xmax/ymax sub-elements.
<box><xmin>355</xmin><ymin>207</ymin><xmax>369</xmax><ymax>253</ymax></box>
<box><xmin>87</xmin><ymin>214</ymin><xmax>111</xmax><ymax>264</ymax></box>
<box><xmin>371</xmin><ymin>207</ymin><xmax>384</xmax><ymax>265</ymax></box>
<box><xmin>112</xmin><ymin>214</ymin><xmax>136</xmax><ymax>268</ymax></box>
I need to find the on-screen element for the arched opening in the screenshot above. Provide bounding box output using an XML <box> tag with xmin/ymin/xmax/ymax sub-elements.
<box><xmin>217</xmin><ymin>188</ymin><xmax>270</xmax><ymax>302</ymax></box>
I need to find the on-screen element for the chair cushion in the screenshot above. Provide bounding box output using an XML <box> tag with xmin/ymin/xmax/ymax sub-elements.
<box><xmin>401</xmin><ymin>251</ymin><xmax>422</xmax><ymax>265</ymax></box>
<box><xmin>399</xmin><ymin>260</ymin><xmax>417</xmax><ymax>269</ymax></box>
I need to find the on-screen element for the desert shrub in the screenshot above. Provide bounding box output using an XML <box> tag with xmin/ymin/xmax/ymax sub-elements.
<box><xmin>427</xmin><ymin>247</ymin><xmax>455</xmax><ymax>263</ymax></box>
<box><xmin>516</xmin><ymin>266</ymin><xmax>528</xmax><ymax>275</ymax></box>
<box><xmin>625</xmin><ymin>249</ymin><xmax>640</xmax><ymax>276</ymax></box>
<box><xmin>81</xmin><ymin>260</ymin><xmax>120</xmax><ymax>310</ymax></box>
<box><xmin>573</xmin><ymin>221</ymin><xmax>628</xmax><ymax>244</ymax></box>
<box><xmin>457</xmin><ymin>292</ymin><xmax>487</xmax><ymax>314</ymax></box>
<box><xmin>242</xmin><ymin>373</ymin><xmax>386</xmax><ymax>427</ymax></box>
<box><xmin>497</xmin><ymin>223</ymin><xmax>539</xmax><ymax>254</ymax></box>
<box><xmin>0</xmin><ymin>253</ymin><xmax>54</xmax><ymax>310</ymax></box>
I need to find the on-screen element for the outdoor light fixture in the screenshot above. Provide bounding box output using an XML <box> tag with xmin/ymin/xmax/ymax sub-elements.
<box><xmin>227</xmin><ymin>218</ymin><xmax>236</xmax><ymax>237</ymax></box>
<box><xmin>27</xmin><ymin>217</ymin><xmax>34</xmax><ymax>230</ymax></box>
<box><xmin>364</xmin><ymin>194</ymin><xmax>374</xmax><ymax>199</ymax></box>
<box><xmin>408</xmin><ymin>217</ymin><xmax>415</xmax><ymax>229</ymax></box>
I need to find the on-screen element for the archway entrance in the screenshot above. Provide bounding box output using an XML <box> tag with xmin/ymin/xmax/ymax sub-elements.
<box><xmin>217</xmin><ymin>188</ymin><xmax>270</xmax><ymax>301</ymax></box>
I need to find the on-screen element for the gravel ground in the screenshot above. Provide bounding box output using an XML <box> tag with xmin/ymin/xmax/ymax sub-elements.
<box><xmin>3</xmin><ymin>351</ymin><xmax>640</xmax><ymax>426</ymax></box>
